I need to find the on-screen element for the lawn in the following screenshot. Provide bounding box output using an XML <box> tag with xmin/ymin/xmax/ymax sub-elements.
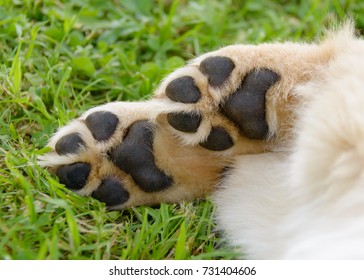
<box><xmin>1</xmin><ymin>0</ymin><xmax>363</xmax><ymax>260</ymax></box>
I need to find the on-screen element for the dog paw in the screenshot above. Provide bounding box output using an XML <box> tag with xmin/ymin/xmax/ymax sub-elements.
<box><xmin>39</xmin><ymin>41</ymin><xmax>328</xmax><ymax>208</ymax></box>
<box><xmin>39</xmin><ymin>101</ymin><xmax>227</xmax><ymax>208</ymax></box>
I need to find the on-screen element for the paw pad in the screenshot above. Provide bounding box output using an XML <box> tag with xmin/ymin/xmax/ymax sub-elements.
<box><xmin>55</xmin><ymin>133</ymin><xmax>86</xmax><ymax>155</ymax></box>
<box><xmin>91</xmin><ymin>177</ymin><xmax>130</xmax><ymax>206</ymax></box>
<box><xmin>200</xmin><ymin>127</ymin><xmax>234</xmax><ymax>151</ymax></box>
<box><xmin>56</xmin><ymin>162</ymin><xmax>91</xmax><ymax>190</ymax></box>
<box><xmin>167</xmin><ymin>112</ymin><xmax>202</xmax><ymax>133</ymax></box>
<box><xmin>109</xmin><ymin>121</ymin><xmax>173</xmax><ymax>192</ymax></box>
<box><xmin>85</xmin><ymin>111</ymin><xmax>119</xmax><ymax>141</ymax></box>
<box><xmin>165</xmin><ymin>76</ymin><xmax>201</xmax><ymax>103</ymax></box>
<box><xmin>222</xmin><ymin>69</ymin><xmax>280</xmax><ymax>139</ymax></box>
<box><xmin>200</xmin><ymin>56</ymin><xmax>235</xmax><ymax>87</ymax></box>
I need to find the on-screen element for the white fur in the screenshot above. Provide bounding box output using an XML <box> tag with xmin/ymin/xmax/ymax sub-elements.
<box><xmin>214</xmin><ymin>26</ymin><xmax>364</xmax><ymax>259</ymax></box>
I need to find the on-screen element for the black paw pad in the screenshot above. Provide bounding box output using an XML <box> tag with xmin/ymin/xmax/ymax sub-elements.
<box><xmin>200</xmin><ymin>56</ymin><xmax>235</xmax><ymax>87</ymax></box>
<box><xmin>109</xmin><ymin>121</ymin><xmax>173</xmax><ymax>193</ymax></box>
<box><xmin>165</xmin><ymin>76</ymin><xmax>201</xmax><ymax>103</ymax></box>
<box><xmin>55</xmin><ymin>133</ymin><xmax>86</xmax><ymax>155</ymax></box>
<box><xmin>56</xmin><ymin>162</ymin><xmax>91</xmax><ymax>190</ymax></box>
<box><xmin>167</xmin><ymin>112</ymin><xmax>202</xmax><ymax>133</ymax></box>
<box><xmin>91</xmin><ymin>177</ymin><xmax>130</xmax><ymax>206</ymax></box>
<box><xmin>85</xmin><ymin>111</ymin><xmax>119</xmax><ymax>141</ymax></box>
<box><xmin>200</xmin><ymin>127</ymin><xmax>234</xmax><ymax>151</ymax></box>
<box><xmin>222</xmin><ymin>69</ymin><xmax>280</xmax><ymax>139</ymax></box>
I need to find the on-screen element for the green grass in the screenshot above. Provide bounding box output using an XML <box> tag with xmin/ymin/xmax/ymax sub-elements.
<box><xmin>1</xmin><ymin>0</ymin><xmax>363</xmax><ymax>260</ymax></box>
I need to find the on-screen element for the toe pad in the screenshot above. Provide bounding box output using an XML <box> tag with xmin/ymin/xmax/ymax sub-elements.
<box><xmin>200</xmin><ymin>56</ymin><xmax>235</xmax><ymax>87</ymax></box>
<box><xmin>55</xmin><ymin>133</ymin><xmax>86</xmax><ymax>155</ymax></box>
<box><xmin>91</xmin><ymin>177</ymin><xmax>130</xmax><ymax>206</ymax></box>
<box><xmin>56</xmin><ymin>162</ymin><xmax>91</xmax><ymax>190</ymax></box>
<box><xmin>85</xmin><ymin>111</ymin><xmax>119</xmax><ymax>141</ymax></box>
<box><xmin>167</xmin><ymin>112</ymin><xmax>202</xmax><ymax>133</ymax></box>
<box><xmin>165</xmin><ymin>76</ymin><xmax>201</xmax><ymax>103</ymax></box>
<box><xmin>200</xmin><ymin>127</ymin><xmax>234</xmax><ymax>151</ymax></box>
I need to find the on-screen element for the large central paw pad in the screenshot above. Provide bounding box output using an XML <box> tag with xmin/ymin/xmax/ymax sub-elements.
<box><xmin>221</xmin><ymin>69</ymin><xmax>280</xmax><ymax>139</ymax></box>
<box><xmin>108</xmin><ymin>121</ymin><xmax>173</xmax><ymax>193</ymax></box>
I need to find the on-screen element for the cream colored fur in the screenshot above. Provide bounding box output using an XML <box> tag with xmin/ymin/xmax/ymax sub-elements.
<box><xmin>214</xmin><ymin>23</ymin><xmax>364</xmax><ymax>259</ymax></box>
